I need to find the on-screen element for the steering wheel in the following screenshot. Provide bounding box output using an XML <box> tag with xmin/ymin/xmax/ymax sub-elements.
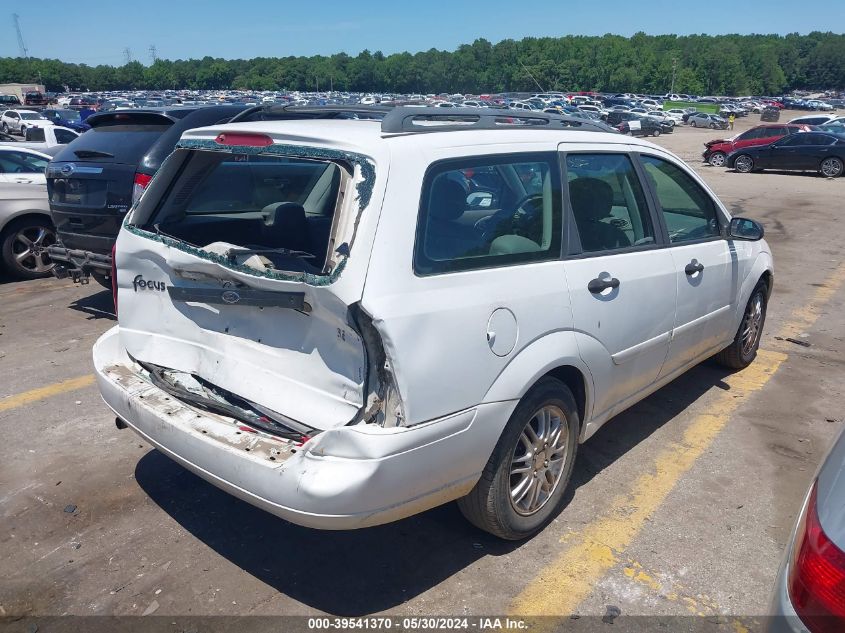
<box><xmin>475</xmin><ymin>193</ymin><xmax>545</xmax><ymax>241</ymax></box>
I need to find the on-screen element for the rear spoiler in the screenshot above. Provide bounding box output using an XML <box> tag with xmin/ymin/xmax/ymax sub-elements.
<box><xmin>85</xmin><ymin>110</ymin><xmax>178</xmax><ymax>128</ymax></box>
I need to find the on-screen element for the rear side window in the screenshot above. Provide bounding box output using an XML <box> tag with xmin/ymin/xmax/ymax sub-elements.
<box><xmin>54</xmin><ymin>128</ymin><xmax>77</xmax><ymax>144</ymax></box>
<box><xmin>0</xmin><ymin>151</ymin><xmax>48</xmax><ymax>173</ymax></box>
<box><xmin>414</xmin><ymin>153</ymin><xmax>562</xmax><ymax>275</ymax></box>
<box><xmin>641</xmin><ymin>156</ymin><xmax>721</xmax><ymax>244</ymax></box>
<box><xmin>565</xmin><ymin>153</ymin><xmax>655</xmax><ymax>254</ymax></box>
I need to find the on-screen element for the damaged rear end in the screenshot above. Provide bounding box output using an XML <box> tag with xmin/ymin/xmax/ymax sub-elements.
<box><xmin>92</xmin><ymin>124</ymin><xmax>466</xmax><ymax>528</ymax></box>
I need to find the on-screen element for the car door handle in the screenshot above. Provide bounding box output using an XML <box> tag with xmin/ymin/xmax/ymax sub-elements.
<box><xmin>588</xmin><ymin>276</ymin><xmax>620</xmax><ymax>293</ymax></box>
<box><xmin>685</xmin><ymin>259</ymin><xmax>705</xmax><ymax>275</ymax></box>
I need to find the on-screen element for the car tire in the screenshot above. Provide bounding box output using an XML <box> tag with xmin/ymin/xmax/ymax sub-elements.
<box><xmin>820</xmin><ymin>157</ymin><xmax>844</xmax><ymax>178</ymax></box>
<box><xmin>691</xmin><ymin>120</ymin><xmax>697</xmax><ymax>127</ymax></box>
<box><xmin>652</xmin><ymin>129</ymin><xmax>661</xmax><ymax>137</ymax></box>
<box><xmin>1</xmin><ymin>217</ymin><xmax>57</xmax><ymax>280</ymax></box>
<box><xmin>709</xmin><ymin>122</ymin><xmax>717</xmax><ymax>129</ymax></box>
<box><xmin>708</xmin><ymin>151</ymin><xmax>727</xmax><ymax>167</ymax></box>
<box><xmin>457</xmin><ymin>377</ymin><xmax>579</xmax><ymax>540</ymax></box>
<box><xmin>734</xmin><ymin>154</ymin><xmax>755</xmax><ymax>173</ymax></box>
<box><xmin>714</xmin><ymin>282</ymin><xmax>768</xmax><ymax>370</ymax></box>
<box><xmin>0</xmin><ymin>122</ymin><xmax>7</xmax><ymax>133</ymax></box>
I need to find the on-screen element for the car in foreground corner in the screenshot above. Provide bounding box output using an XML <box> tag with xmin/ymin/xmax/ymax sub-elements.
<box><xmin>767</xmin><ymin>426</ymin><xmax>845</xmax><ymax>633</ymax></box>
<box><xmin>703</xmin><ymin>124</ymin><xmax>813</xmax><ymax>167</ymax></box>
<box><xmin>93</xmin><ymin>106</ymin><xmax>773</xmax><ymax>539</ymax></box>
<box><xmin>726</xmin><ymin>132</ymin><xmax>845</xmax><ymax>177</ymax></box>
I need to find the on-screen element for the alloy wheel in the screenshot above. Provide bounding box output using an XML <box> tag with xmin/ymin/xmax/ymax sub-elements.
<box><xmin>11</xmin><ymin>225</ymin><xmax>56</xmax><ymax>274</ymax></box>
<box><xmin>820</xmin><ymin>157</ymin><xmax>843</xmax><ymax>178</ymax></box>
<box><xmin>509</xmin><ymin>405</ymin><xmax>570</xmax><ymax>516</ymax></box>
<box><xmin>709</xmin><ymin>152</ymin><xmax>727</xmax><ymax>167</ymax></box>
<box><xmin>741</xmin><ymin>293</ymin><xmax>764</xmax><ymax>356</ymax></box>
<box><xmin>735</xmin><ymin>155</ymin><xmax>754</xmax><ymax>173</ymax></box>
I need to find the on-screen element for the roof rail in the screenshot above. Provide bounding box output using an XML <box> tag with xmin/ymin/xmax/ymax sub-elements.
<box><xmin>229</xmin><ymin>104</ymin><xmax>394</xmax><ymax>123</ymax></box>
<box><xmin>380</xmin><ymin>106</ymin><xmax>615</xmax><ymax>134</ymax></box>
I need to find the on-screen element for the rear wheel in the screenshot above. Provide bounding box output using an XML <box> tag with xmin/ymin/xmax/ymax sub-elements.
<box><xmin>652</xmin><ymin>128</ymin><xmax>661</xmax><ymax>137</ymax></box>
<box><xmin>715</xmin><ymin>282</ymin><xmax>768</xmax><ymax>369</ymax></box>
<box><xmin>734</xmin><ymin>154</ymin><xmax>755</xmax><ymax>173</ymax></box>
<box><xmin>691</xmin><ymin>120</ymin><xmax>697</xmax><ymax>127</ymax></box>
<box><xmin>457</xmin><ymin>377</ymin><xmax>579</xmax><ymax>540</ymax></box>
<box><xmin>708</xmin><ymin>151</ymin><xmax>727</xmax><ymax>167</ymax></box>
<box><xmin>1</xmin><ymin>217</ymin><xmax>56</xmax><ymax>279</ymax></box>
<box><xmin>820</xmin><ymin>157</ymin><xmax>844</xmax><ymax>178</ymax></box>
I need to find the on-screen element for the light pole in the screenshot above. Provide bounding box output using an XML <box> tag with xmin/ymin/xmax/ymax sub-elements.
<box><xmin>670</xmin><ymin>57</ymin><xmax>678</xmax><ymax>96</ymax></box>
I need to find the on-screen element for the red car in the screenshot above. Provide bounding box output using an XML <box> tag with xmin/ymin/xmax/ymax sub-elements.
<box><xmin>703</xmin><ymin>124</ymin><xmax>813</xmax><ymax>166</ymax></box>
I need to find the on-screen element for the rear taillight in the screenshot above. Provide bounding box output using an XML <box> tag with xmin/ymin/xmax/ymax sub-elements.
<box><xmin>132</xmin><ymin>172</ymin><xmax>153</xmax><ymax>205</ymax></box>
<box><xmin>111</xmin><ymin>243</ymin><xmax>117</xmax><ymax>317</ymax></box>
<box><xmin>788</xmin><ymin>481</ymin><xmax>845</xmax><ymax>633</ymax></box>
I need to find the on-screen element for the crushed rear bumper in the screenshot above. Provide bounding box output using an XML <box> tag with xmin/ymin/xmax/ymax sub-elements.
<box><xmin>93</xmin><ymin>326</ymin><xmax>512</xmax><ymax>529</ymax></box>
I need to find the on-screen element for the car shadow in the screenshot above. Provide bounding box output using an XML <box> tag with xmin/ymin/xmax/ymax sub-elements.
<box><xmin>134</xmin><ymin>360</ymin><xmax>734</xmax><ymax>615</ymax></box>
<box><xmin>67</xmin><ymin>288</ymin><xmax>116</xmax><ymax>320</ymax></box>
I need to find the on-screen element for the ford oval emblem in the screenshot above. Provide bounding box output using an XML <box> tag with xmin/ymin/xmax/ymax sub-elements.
<box><xmin>221</xmin><ymin>290</ymin><xmax>240</xmax><ymax>304</ymax></box>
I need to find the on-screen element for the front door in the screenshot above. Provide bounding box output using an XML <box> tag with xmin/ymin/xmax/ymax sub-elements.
<box><xmin>638</xmin><ymin>153</ymin><xmax>737</xmax><ymax>377</ymax></box>
<box><xmin>560</xmin><ymin>150</ymin><xmax>676</xmax><ymax>421</ymax></box>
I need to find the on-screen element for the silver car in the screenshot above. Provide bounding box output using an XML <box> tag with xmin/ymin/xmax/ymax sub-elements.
<box><xmin>0</xmin><ymin>182</ymin><xmax>55</xmax><ymax>279</ymax></box>
<box><xmin>688</xmin><ymin>113</ymin><xmax>729</xmax><ymax>129</ymax></box>
<box><xmin>767</xmin><ymin>426</ymin><xmax>845</xmax><ymax>632</ymax></box>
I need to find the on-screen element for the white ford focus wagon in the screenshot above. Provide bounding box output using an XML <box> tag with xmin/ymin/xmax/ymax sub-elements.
<box><xmin>93</xmin><ymin>107</ymin><xmax>773</xmax><ymax>539</ymax></box>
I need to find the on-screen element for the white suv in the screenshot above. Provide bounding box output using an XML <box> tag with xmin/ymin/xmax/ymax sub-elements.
<box><xmin>93</xmin><ymin>108</ymin><xmax>773</xmax><ymax>539</ymax></box>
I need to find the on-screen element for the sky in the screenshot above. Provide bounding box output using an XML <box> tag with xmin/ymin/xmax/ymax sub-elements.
<box><xmin>5</xmin><ymin>0</ymin><xmax>844</xmax><ymax>64</ymax></box>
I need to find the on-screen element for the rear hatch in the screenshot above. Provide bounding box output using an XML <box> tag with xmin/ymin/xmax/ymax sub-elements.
<box><xmin>115</xmin><ymin>133</ymin><xmax>378</xmax><ymax>431</ymax></box>
<box><xmin>47</xmin><ymin>111</ymin><xmax>178</xmax><ymax>254</ymax></box>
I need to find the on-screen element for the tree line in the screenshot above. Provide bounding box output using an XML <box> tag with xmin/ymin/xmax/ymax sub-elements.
<box><xmin>1</xmin><ymin>32</ymin><xmax>843</xmax><ymax>96</ymax></box>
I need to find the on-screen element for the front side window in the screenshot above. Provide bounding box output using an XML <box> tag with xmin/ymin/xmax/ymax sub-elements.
<box><xmin>565</xmin><ymin>153</ymin><xmax>655</xmax><ymax>254</ymax></box>
<box><xmin>414</xmin><ymin>153</ymin><xmax>562</xmax><ymax>274</ymax></box>
<box><xmin>641</xmin><ymin>155</ymin><xmax>721</xmax><ymax>244</ymax></box>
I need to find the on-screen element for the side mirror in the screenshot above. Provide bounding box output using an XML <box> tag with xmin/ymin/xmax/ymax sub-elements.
<box><xmin>729</xmin><ymin>217</ymin><xmax>764</xmax><ymax>241</ymax></box>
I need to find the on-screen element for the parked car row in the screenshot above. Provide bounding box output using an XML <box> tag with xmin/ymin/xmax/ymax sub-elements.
<box><xmin>703</xmin><ymin>123</ymin><xmax>845</xmax><ymax>178</ymax></box>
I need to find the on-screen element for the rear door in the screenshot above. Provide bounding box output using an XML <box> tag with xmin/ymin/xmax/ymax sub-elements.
<box><xmin>561</xmin><ymin>149</ymin><xmax>676</xmax><ymax>420</ymax></box>
<box><xmin>116</xmin><ymin>147</ymin><xmax>370</xmax><ymax>431</ymax></box>
<box><xmin>639</xmin><ymin>153</ymin><xmax>736</xmax><ymax>378</ymax></box>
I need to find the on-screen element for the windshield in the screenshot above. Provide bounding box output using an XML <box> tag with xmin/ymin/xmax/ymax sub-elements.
<box><xmin>57</xmin><ymin>109</ymin><xmax>81</xmax><ymax>121</ymax></box>
<box><xmin>21</xmin><ymin>113</ymin><xmax>47</xmax><ymax>120</ymax></box>
<box><xmin>144</xmin><ymin>151</ymin><xmax>349</xmax><ymax>274</ymax></box>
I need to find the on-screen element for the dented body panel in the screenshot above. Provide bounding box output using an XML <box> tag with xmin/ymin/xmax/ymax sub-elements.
<box><xmin>94</xmin><ymin>327</ymin><xmax>513</xmax><ymax>529</ymax></box>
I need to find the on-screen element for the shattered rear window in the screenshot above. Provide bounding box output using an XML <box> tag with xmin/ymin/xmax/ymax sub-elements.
<box><xmin>144</xmin><ymin>151</ymin><xmax>347</xmax><ymax>276</ymax></box>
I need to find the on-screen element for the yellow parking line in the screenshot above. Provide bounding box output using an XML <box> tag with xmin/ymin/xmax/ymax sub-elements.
<box><xmin>508</xmin><ymin>349</ymin><xmax>786</xmax><ymax>619</ymax></box>
<box><xmin>510</xmin><ymin>262</ymin><xmax>845</xmax><ymax>621</ymax></box>
<box><xmin>776</xmin><ymin>260</ymin><xmax>845</xmax><ymax>342</ymax></box>
<box><xmin>0</xmin><ymin>374</ymin><xmax>96</xmax><ymax>413</ymax></box>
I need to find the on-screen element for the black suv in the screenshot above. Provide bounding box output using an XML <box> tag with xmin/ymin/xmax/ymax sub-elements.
<box><xmin>47</xmin><ymin>105</ymin><xmax>247</xmax><ymax>286</ymax></box>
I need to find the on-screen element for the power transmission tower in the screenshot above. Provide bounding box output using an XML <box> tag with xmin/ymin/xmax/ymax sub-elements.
<box><xmin>149</xmin><ymin>45</ymin><xmax>158</xmax><ymax>63</ymax></box>
<box><xmin>12</xmin><ymin>13</ymin><xmax>28</xmax><ymax>58</ymax></box>
<box><xmin>123</xmin><ymin>48</ymin><xmax>133</xmax><ymax>64</ymax></box>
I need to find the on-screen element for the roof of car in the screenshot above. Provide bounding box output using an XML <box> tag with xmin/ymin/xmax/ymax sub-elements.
<box><xmin>181</xmin><ymin>117</ymin><xmax>654</xmax><ymax>157</ymax></box>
